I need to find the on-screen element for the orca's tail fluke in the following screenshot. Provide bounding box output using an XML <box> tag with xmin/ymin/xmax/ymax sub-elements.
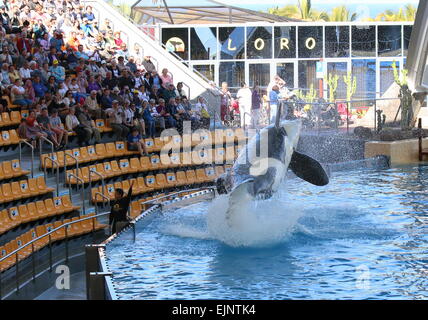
<box><xmin>289</xmin><ymin>151</ymin><xmax>330</xmax><ymax>186</ymax></box>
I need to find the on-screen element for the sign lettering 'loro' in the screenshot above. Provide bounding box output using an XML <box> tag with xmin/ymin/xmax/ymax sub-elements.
<box><xmin>166</xmin><ymin>36</ymin><xmax>316</xmax><ymax>53</ymax></box>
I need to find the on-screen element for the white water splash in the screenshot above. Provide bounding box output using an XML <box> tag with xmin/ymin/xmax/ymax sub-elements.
<box><xmin>206</xmin><ymin>187</ymin><xmax>303</xmax><ymax>248</ymax></box>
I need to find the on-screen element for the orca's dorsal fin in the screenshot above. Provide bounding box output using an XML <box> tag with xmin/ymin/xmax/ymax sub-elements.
<box><xmin>289</xmin><ymin>151</ymin><xmax>329</xmax><ymax>186</ymax></box>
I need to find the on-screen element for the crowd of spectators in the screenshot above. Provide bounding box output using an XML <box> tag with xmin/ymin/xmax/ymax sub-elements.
<box><xmin>0</xmin><ymin>0</ymin><xmax>211</xmax><ymax>154</ymax></box>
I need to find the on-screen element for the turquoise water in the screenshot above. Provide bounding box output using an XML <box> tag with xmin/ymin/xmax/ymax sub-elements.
<box><xmin>107</xmin><ymin>166</ymin><xmax>428</xmax><ymax>300</ymax></box>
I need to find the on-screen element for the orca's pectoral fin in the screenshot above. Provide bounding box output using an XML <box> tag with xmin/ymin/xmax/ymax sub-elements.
<box><xmin>290</xmin><ymin>151</ymin><xmax>329</xmax><ymax>186</ymax></box>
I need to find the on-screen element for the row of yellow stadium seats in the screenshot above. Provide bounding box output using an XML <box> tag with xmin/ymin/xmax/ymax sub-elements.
<box><xmin>0</xmin><ymin>130</ymin><xmax>20</xmax><ymax>147</ymax></box>
<box><xmin>1</xmin><ymin>96</ymin><xmax>20</xmax><ymax>110</ymax></box>
<box><xmin>0</xmin><ymin>195</ymin><xmax>80</xmax><ymax>236</ymax></box>
<box><xmin>41</xmin><ymin>142</ymin><xmax>141</xmax><ymax>169</ymax></box>
<box><xmin>0</xmin><ymin>160</ymin><xmax>29</xmax><ymax>181</ymax></box>
<box><xmin>65</xmin><ymin>147</ymin><xmax>241</xmax><ymax>185</ymax></box>
<box><xmin>91</xmin><ymin>165</ymin><xmax>230</xmax><ymax>203</ymax></box>
<box><xmin>41</xmin><ymin>131</ymin><xmax>246</xmax><ymax>169</ymax></box>
<box><xmin>0</xmin><ymin>111</ymin><xmax>21</xmax><ymax>128</ymax></box>
<box><xmin>0</xmin><ymin>216</ymin><xmax>107</xmax><ymax>273</ymax></box>
<box><xmin>0</xmin><ymin>177</ymin><xmax>54</xmax><ymax>205</ymax></box>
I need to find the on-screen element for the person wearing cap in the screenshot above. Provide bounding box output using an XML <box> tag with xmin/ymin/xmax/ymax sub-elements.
<box><xmin>162</xmin><ymin>82</ymin><xmax>177</xmax><ymax>103</ymax></box>
<box><xmin>50</xmin><ymin>59</ymin><xmax>65</xmax><ymax>82</ymax></box>
<box><xmin>110</xmin><ymin>86</ymin><xmax>123</xmax><ymax>105</ymax></box>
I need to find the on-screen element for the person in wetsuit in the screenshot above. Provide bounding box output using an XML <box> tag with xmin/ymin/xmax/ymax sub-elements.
<box><xmin>109</xmin><ymin>180</ymin><xmax>134</xmax><ymax>234</ymax></box>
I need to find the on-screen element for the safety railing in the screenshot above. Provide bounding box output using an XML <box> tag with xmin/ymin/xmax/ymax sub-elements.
<box><xmin>0</xmin><ymin>211</ymin><xmax>109</xmax><ymax>298</ymax></box>
<box><xmin>94</xmin><ymin>192</ymin><xmax>110</xmax><ymax>216</ymax></box>
<box><xmin>39</xmin><ymin>136</ymin><xmax>54</xmax><ymax>158</ymax></box>
<box><xmin>64</xmin><ymin>152</ymin><xmax>79</xmax><ymax>183</ymax></box>
<box><xmin>272</xmin><ymin>96</ymin><xmax>403</xmax><ymax>134</ymax></box>
<box><xmin>43</xmin><ymin>156</ymin><xmax>60</xmax><ymax>197</ymax></box>
<box><xmin>67</xmin><ymin>173</ymin><xmax>86</xmax><ymax>215</ymax></box>
<box><xmin>89</xmin><ymin>170</ymin><xmax>107</xmax><ymax>200</ymax></box>
<box><xmin>18</xmin><ymin>140</ymin><xmax>34</xmax><ymax>178</ymax></box>
<box><xmin>86</xmin><ymin>186</ymin><xmax>217</xmax><ymax>300</ymax></box>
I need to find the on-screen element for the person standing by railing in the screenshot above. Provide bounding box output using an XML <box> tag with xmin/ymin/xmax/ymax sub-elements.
<box><xmin>251</xmin><ymin>84</ymin><xmax>262</xmax><ymax>129</ymax></box>
<box><xmin>220</xmin><ymin>82</ymin><xmax>232</xmax><ymax>124</ymax></box>
<box><xmin>269</xmin><ymin>85</ymin><xmax>280</xmax><ymax>124</ymax></box>
<box><xmin>109</xmin><ymin>180</ymin><xmax>134</xmax><ymax>235</ymax></box>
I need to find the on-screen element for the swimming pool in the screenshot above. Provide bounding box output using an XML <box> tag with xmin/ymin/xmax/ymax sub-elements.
<box><xmin>106</xmin><ymin>165</ymin><xmax>428</xmax><ymax>300</ymax></box>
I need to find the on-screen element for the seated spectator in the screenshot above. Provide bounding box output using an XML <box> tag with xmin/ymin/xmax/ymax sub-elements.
<box><xmin>142</xmin><ymin>56</ymin><xmax>156</xmax><ymax>74</ymax></box>
<box><xmin>127</xmin><ymin>127</ymin><xmax>148</xmax><ymax>157</ymax></box>
<box><xmin>25</xmin><ymin>110</ymin><xmax>48</xmax><ymax>147</ymax></box>
<box><xmin>86</xmin><ymin>90</ymin><xmax>103</xmax><ymax>119</ymax></box>
<box><xmin>148</xmin><ymin>98</ymin><xmax>165</xmax><ymax>132</ymax></box>
<box><xmin>157</xmin><ymin>98</ymin><xmax>176</xmax><ymax>129</ymax></box>
<box><xmin>106</xmin><ymin>100</ymin><xmax>129</xmax><ymax>140</ymax></box>
<box><xmin>142</xmin><ymin>100</ymin><xmax>156</xmax><ymax>138</ymax></box>
<box><xmin>50</xmin><ymin>59</ymin><xmax>65</xmax><ymax>82</ymax></box>
<box><xmin>49</xmin><ymin>108</ymin><xmax>69</xmax><ymax>149</ymax></box>
<box><xmin>77</xmin><ymin>105</ymin><xmax>101</xmax><ymax>145</ymax></box>
<box><xmin>159</xmin><ymin>68</ymin><xmax>173</xmax><ymax>89</ymax></box>
<box><xmin>36</xmin><ymin>107</ymin><xmax>61</xmax><ymax>149</ymax></box>
<box><xmin>33</xmin><ymin>75</ymin><xmax>48</xmax><ymax>98</ymax></box>
<box><xmin>65</xmin><ymin>106</ymin><xmax>90</xmax><ymax>146</ymax></box>
<box><xmin>11</xmin><ymin>78</ymin><xmax>32</xmax><ymax>106</ymax></box>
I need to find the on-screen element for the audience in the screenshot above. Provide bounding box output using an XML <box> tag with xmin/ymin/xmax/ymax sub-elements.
<box><xmin>0</xmin><ymin>0</ymin><xmax>212</xmax><ymax>152</ymax></box>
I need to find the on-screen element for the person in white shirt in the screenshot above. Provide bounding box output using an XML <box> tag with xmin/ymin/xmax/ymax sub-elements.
<box><xmin>19</xmin><ymin>61</ymin><xmax>32</xmax><ymax>80</ymax></box>
<box><xmin>236</xmin><ymin>82</ymin><xmax>252</xmax><ymax>128</ymax></box>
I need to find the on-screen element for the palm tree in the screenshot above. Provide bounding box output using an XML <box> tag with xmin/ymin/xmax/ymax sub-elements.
<box><xmin>324</xmin><ymin>5</ymin><xmax>358</xmax><ymax>22</ymax></box>
<box><xmin>375</xmin><ymin>4</ymin><xmax>417</xmax><ymax>21</ymax></box>
<box><xmin>267</xmin><ymin>0</ymin><xmax>328</xmax><ymax>21</ymax></box>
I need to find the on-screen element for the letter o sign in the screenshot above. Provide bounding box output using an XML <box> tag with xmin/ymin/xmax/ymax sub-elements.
<box><xmin>305</xmin><ymin>37</ymin><xmax>316</xmax><ymax>50</ymax></box>
<box><xmin>255</xmin><ymin>38</ymin><xmax>265</xmax><ymax>51</ymax></box>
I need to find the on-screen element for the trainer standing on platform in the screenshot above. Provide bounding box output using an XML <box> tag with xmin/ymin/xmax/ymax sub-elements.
<box><xmin>109</xmin><ymin>180</ymin><xmax>134</xmax><ymax>234</ymax></box>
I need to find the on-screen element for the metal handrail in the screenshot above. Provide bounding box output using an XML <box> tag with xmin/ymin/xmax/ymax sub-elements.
<box><xmin>0</xmin><ymin>212</ymin><xmax>110</xmax><ymax>265</ymax></box>
<box><xmin>89</xmin><ymin>170</ymin><xmax>106</xmax><ymax>199</ymax></box>
<box><xmin>67</xmin><ymin>173</ymin><xmax>86</xmax><ymax>215</ymax></box>
<box><xmin>64</xmin><ymin>152</ymin><xmax>79</xmax><ymax>183</ymax></box>
<box><xmin>139</xmin><ymin>187</ymin><xmax>216</xmax><ymax>207</ymax></box>
<box><xmin>94</xmin><ymin>192</ymin><xmax>111</xmax><ymax>216</ymax></box>
<box><xmin>39</xmin><ymin>135</ymin><xmax>54</xmax><ymax>157</ymax></box>
<box><xmin>43</xmin><ymin>156</ymin><xmax>60</xmax><ymax>197</ymax></box>
<box><xmin>19</xmin><ymin>140</ymin><xmax>34</xmax><ymax>178</ymax></box>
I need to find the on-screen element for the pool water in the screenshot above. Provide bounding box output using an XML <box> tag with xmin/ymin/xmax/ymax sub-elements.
<box><xmin>107</xmin><ymin>165</ymin><xmax>428</xmax><ymax>300</ymax></box>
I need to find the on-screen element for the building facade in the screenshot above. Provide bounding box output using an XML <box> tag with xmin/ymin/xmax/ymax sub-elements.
<box><xmin>158</xmin><ymin>22</ymin><xmax>413</xmax><ymax>100</ymax></box>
